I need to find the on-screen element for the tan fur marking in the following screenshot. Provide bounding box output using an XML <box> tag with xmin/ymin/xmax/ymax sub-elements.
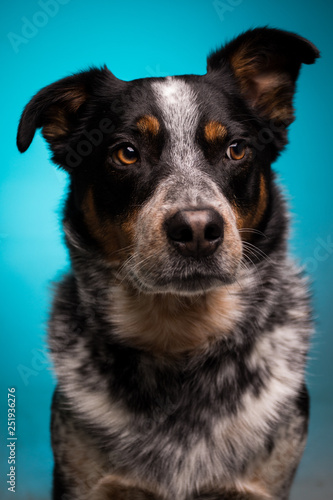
<box><xmin>110</xmin><ymin>284</ymin><xmax>241</xmax><ymax>355</ymax></box>
<box><xmin>82</xmin><ymin>188</ymin><xmax>136</xmax><ymax>263</ymax></box>
<box><xmin>234</xmin><ymin>480</ymin><xmax>271</xmax><ymax>499</ymax></box>
<box><xmin>244</xmin><ymin>420</ymin><xmax>307</xmax><ymax>498</ymax></box>
<box><xmin>61</xmin><ymin>87</ymin><xmax>87</xmax><ymax>112</ymax></box>
<box><xmin>58</xmin><ymin>419</ymin><xmax>163</xmax><ymax>499</ymax></box>
<box><xmin>230</xmin><ymin>46</ymin><xmax>294</xmax><ymax>122</ymax></box>
<box><xmin>230</xmin><ymin>45</ymin><xmax>256</xmax><ymax>91</ymax></box>
<box><xmin>90</xmin><ymin>474</ymin><xmax>163</xmax><ymax>500</ymax></box>
<box><xmin>204</xmin><ymin>121</ymin><xmax>227</xmax><ymax>142</ymax></box>
<box><xmin>235</xmin><ymin>174</ymin><xmax>268</xmax><ymax>239</ymax></box>
<box><xmin>137</xmin><ymin>115</ymin><xmax>160</xmax><ymax>136</ymax></box>
<box><xmin>230</xmin><ymin>45</ymin><xmax>279</xmax><ymax>99</ymax></box>
<box><xmin>42</xmin><ymin>87</ymin><xmax>87</xmax><ymax>141</ymax></box>
<box><xmin>43</xmin><ymin>108</ymin><xmax>70</xmax><ymax>140</ymax></box>
<box><xmin>199</xmin><ymin>483</ymin><xmax>270</xmax><ymax>500</ymax></box>
<box><xmin>57</xmin><ymin>417</ymin><xmax>108</xmax><ymax>499</ymax></box>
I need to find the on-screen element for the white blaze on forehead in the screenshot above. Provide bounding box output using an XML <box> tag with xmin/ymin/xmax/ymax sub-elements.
<box><xmin>151</xmin><ymin>77</ymin><xmax>199</xmax><ymax>166</ymax></box>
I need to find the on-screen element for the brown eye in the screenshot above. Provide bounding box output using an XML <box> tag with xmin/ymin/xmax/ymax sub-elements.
<box><xmin>226</xmin><ymin>142</ymin><xmax>246</xmax><ymax>160</ymax></box>
<box><xmin>112</xmin><ymin>145</ymin><xmax>139</xmax><ymax>166</ymax></box>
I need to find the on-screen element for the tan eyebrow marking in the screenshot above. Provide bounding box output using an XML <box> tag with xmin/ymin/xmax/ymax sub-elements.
<box><xmin>204</xmin><ymin>121</ymin><xmax>227</xmax><ymax>142</ymax></box>
<box><xmin>136</xmin><ymin>115</ymin><xmax>160</xmax><ymax>136</ymax></box>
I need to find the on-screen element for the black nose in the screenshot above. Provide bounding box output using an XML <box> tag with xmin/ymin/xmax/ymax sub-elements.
<box><xmin>165</xmin><ymin>209</ymin><xmax>224</xmax><ymax>258</ymax></box>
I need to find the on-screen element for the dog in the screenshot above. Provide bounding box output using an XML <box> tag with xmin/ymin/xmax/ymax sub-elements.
<box><xmin>17</xmin><ymin>27</ymin><xmax>319</xmax><ymax>500</ymax></box>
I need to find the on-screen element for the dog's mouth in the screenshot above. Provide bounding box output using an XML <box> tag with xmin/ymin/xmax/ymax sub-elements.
<box><xmin>146</xmin><ymin>273</ymin><xmax>237</xmax><ymax>295</ymax></box>
<box><xmin>120</xmin><ymin>251</ymin><xmax>241</xmax><ymax>295</ymax></box>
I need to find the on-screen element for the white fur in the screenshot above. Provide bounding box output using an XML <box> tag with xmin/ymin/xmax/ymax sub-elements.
<box><xmin>52</xmin><ymin>338</ymin><xmax>131</xmax><ymax>432</ymax></box>
<box><xmin>151</xmin><ymin>78</ymin><xmax>199</xmax><ymax>172</ymax></box>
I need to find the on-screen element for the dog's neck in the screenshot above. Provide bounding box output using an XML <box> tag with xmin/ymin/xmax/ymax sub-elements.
<box><xmin>107</xmin><ymin>282</ymin><xmax>244</xmax><ymax>355</ymax></box>
<box><xmin>68</xmin><ymin>265</ymin><xmax>257</xmax><ymax>357</ymax></box>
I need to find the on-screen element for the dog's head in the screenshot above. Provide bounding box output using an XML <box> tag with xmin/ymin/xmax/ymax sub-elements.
<box><xmin>17</xmin><ymin>28</ymin><xmax>318</xmax><ymax>295</ymax></box>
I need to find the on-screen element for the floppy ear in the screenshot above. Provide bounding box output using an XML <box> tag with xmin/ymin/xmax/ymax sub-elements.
<box><xmin>17</xmin><ymin>66</ymin><xmax>114</xmax><ymax>156</ymax></box>
<box><xmin>207</xmin><ymin>27</ymin><xmax>319</xmax><ymax>125</ymax></box>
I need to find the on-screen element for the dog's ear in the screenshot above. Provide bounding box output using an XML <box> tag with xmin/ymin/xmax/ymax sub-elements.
<box><xmin>207</xmin><ymin>28</ymin><xmax>319</xmax><ymax>125</ymax></box>
<box><xmin>17</xmin><ymin>66</ymin><xmax>115</xmax><ymax>155</ymax></box>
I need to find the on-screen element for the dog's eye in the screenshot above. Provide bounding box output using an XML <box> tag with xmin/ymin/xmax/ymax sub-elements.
<box><xmin>112</xmin><ymin>145</ymin><xmax>139</xmax><ymax>166</ymax></box>
<box><xmin>226</xmin><ymin>142</ymin><xmax>246</xmax><ymax>160</ymax></box>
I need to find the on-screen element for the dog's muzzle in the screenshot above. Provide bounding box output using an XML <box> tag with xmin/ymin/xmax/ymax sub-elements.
<box><xmin>122</xmin><ymin>174</ymin><xmax>243</xmax><ymax>294</ymax></box>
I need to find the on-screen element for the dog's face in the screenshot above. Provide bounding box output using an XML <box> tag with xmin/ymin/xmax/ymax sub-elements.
<box><xmin>17</xmin><ymin>28</ymin><xmax>318</xmax><ymax>295</ymax></box>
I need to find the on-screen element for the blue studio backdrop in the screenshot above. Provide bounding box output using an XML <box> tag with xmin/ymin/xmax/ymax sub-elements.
<box><xmin>1</xmin><ymin>1</ymin><xmax>332</xmax><ymax>499</ymax></box>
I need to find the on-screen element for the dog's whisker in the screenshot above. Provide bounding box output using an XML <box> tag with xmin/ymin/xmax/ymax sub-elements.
<box><xmin>117</xmin><ymin>253</ymin><xmax>157</xmax><ymax>286</ymax></box>
<box><xmin>242</xmin><ymin>241</ymin><xmax>273</xmax><ymax>265</ymax></box>
<box><xmin>239</xmin><ymin>228</ymin><xmax>267</xmax><ymax>238</ymax></box>
<box><xmin>108</xmin><ymin>243</ymin><xmax>136</xmax><ymax>259</ymax></box>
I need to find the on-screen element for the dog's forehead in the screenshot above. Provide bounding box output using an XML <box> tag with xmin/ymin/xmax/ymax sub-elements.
<box><xmin>151</xmin><ymin>77</ymin><xmax>199</xmax><ymax>138</ymax></box>
<box><xmin>146</xmin><ymin>77</ymin><xmax>202</xmax><ymax>173</ymax></box>
<box><xmin>125</xmin><ymin>75</ymin><xmax>237</xmax><ymax>143</ymax></box>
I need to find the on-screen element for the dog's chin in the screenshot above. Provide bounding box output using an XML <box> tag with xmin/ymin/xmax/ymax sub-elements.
<box><xmin>125</xmin><ymin>269</ymin><xmax>238</xmax><ymax>296</ymax></box>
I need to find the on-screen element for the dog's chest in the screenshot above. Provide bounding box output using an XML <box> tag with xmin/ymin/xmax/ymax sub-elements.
<box><xmin>50</xmin><ymin>274</ymin><xmax>307</xmax><ymax>498</ymax></box>
<box><xmin>81</xmin><ymin>334</ymin><xmax>299</xmax><ymax>497</ymax></box>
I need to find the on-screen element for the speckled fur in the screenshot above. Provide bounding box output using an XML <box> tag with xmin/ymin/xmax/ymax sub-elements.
<box><xmin>17</xmin><ymin>28</ymin><xmax>319</xmax><ymax>500</ymax></box>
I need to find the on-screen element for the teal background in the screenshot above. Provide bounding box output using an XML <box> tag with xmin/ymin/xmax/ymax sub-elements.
<box><xmin>0</xmin><ymin>0</ymin><xmax>332</xmax><ymax>498</ymax></box>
